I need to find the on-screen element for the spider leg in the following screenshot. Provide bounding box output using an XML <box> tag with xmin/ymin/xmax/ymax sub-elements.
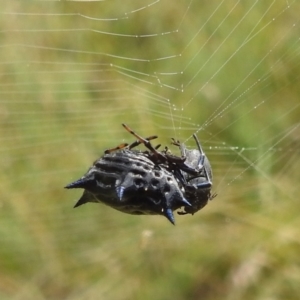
<box><xmin>104</xmin><ymin>143</ymin><xmax>128</xmax><ymax>154</ymax></box>
<box><xmin>171</xmin><ymin>138</ymin><xmax>187</xmax><ymax>159</ymax></box>
<box><xmin>191</xmin><ymin>134</ymin><xmax>212</xmax><ymax>187</ymax></box>
<box><xmin>128</xmin><ymin>135</ymin><xmax>158</xmax><ymax>150</ymax></box>
<box><xmin>171</xmin><ymin>138</ymin><xmax>180</xmax><ymax>146</ymax></box>
<box><xmin>172</xmin><ymin>168</ymin><xmax>188</xmax><ymax>187</ymax></box>
<box><xmin>188</xmin><ymin>168</ymin><xmax>212</xmax><ymax>189</ymax></box>
<box><xmin>105</xmin><ymin>134</ymin><xmax>159</xmax><ymax>155</ymax></box>
<box><xmin>193</xmin><ymin>134</ymin><xmax>205</xmax><ymax>169</ymax></box>
<box><xmin>122</xmin><ymin>124</ymin><xmax>166</xmax><ymax>161</ymax></box>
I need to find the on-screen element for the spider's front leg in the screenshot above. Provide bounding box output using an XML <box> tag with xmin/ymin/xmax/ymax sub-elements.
<box><xmin>128</xmin><ymin>135</ymin><xmax>158</xmax><ymax>150</ymax></box>
<box><xmin>193</xmin><ymin>133</ymin><xmax>207</xmax><ymax>171</ymax></box>
<box><xmin>104</xmin><ymin>143</ymin><xmax>128</xmax><ymax>154</ymax></box>
<box><xmin>171</xmin><ymin>138</ymin><xmax>187</xmax><ymax>160</ymax></box>
<box><xmin>122</xmin><ymin>123</ymin><xmax>166</xmax><ymax>161</ymax></box>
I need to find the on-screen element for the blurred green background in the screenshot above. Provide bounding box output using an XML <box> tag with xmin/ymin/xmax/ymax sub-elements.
<box><xmin>1</xmin><ymin>1</ymin><xmax>300</xmax><ymax>299</ymax></box>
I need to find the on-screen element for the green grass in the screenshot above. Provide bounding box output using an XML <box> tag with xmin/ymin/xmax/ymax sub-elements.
<box><xmin>0</xmin><ymin>1</ymin><xmax>300</xmax><ymax>299</ymax></box>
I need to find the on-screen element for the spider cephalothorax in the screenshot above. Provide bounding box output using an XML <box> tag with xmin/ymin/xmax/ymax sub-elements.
<box><xmin>65</xmin><ymin>124</ymin><xmax>215</xmax><ymax>224</ymax></box>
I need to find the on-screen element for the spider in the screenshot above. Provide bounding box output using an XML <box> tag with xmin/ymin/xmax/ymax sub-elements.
<box><xmin>107</xmin><ymin>124</ymin><xmax>214</xmax><ymax>210</ymax></box>
<box><xmin>65</xmin><ymin>124</ymin><xmax>215</xmax><ymax>224</ymax></box>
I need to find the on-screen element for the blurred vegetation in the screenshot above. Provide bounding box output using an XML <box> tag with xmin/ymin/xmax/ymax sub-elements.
<box><xmin>0</xmin><ymin>1</ymin><xmax>300</xmax><ymax>299</ymax></box>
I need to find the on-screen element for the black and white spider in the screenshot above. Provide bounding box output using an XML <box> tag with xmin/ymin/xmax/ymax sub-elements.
<box><xmin>65</xmin><ymin>124</ymin><xmax>215</xmax><ymax>224</ymax></box>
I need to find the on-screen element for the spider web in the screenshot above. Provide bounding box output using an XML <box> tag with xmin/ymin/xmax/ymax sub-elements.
<box><xmin>1</xmin><ymin>0</ymin><xmax>300</xmax><ymax>299</ymax></box>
